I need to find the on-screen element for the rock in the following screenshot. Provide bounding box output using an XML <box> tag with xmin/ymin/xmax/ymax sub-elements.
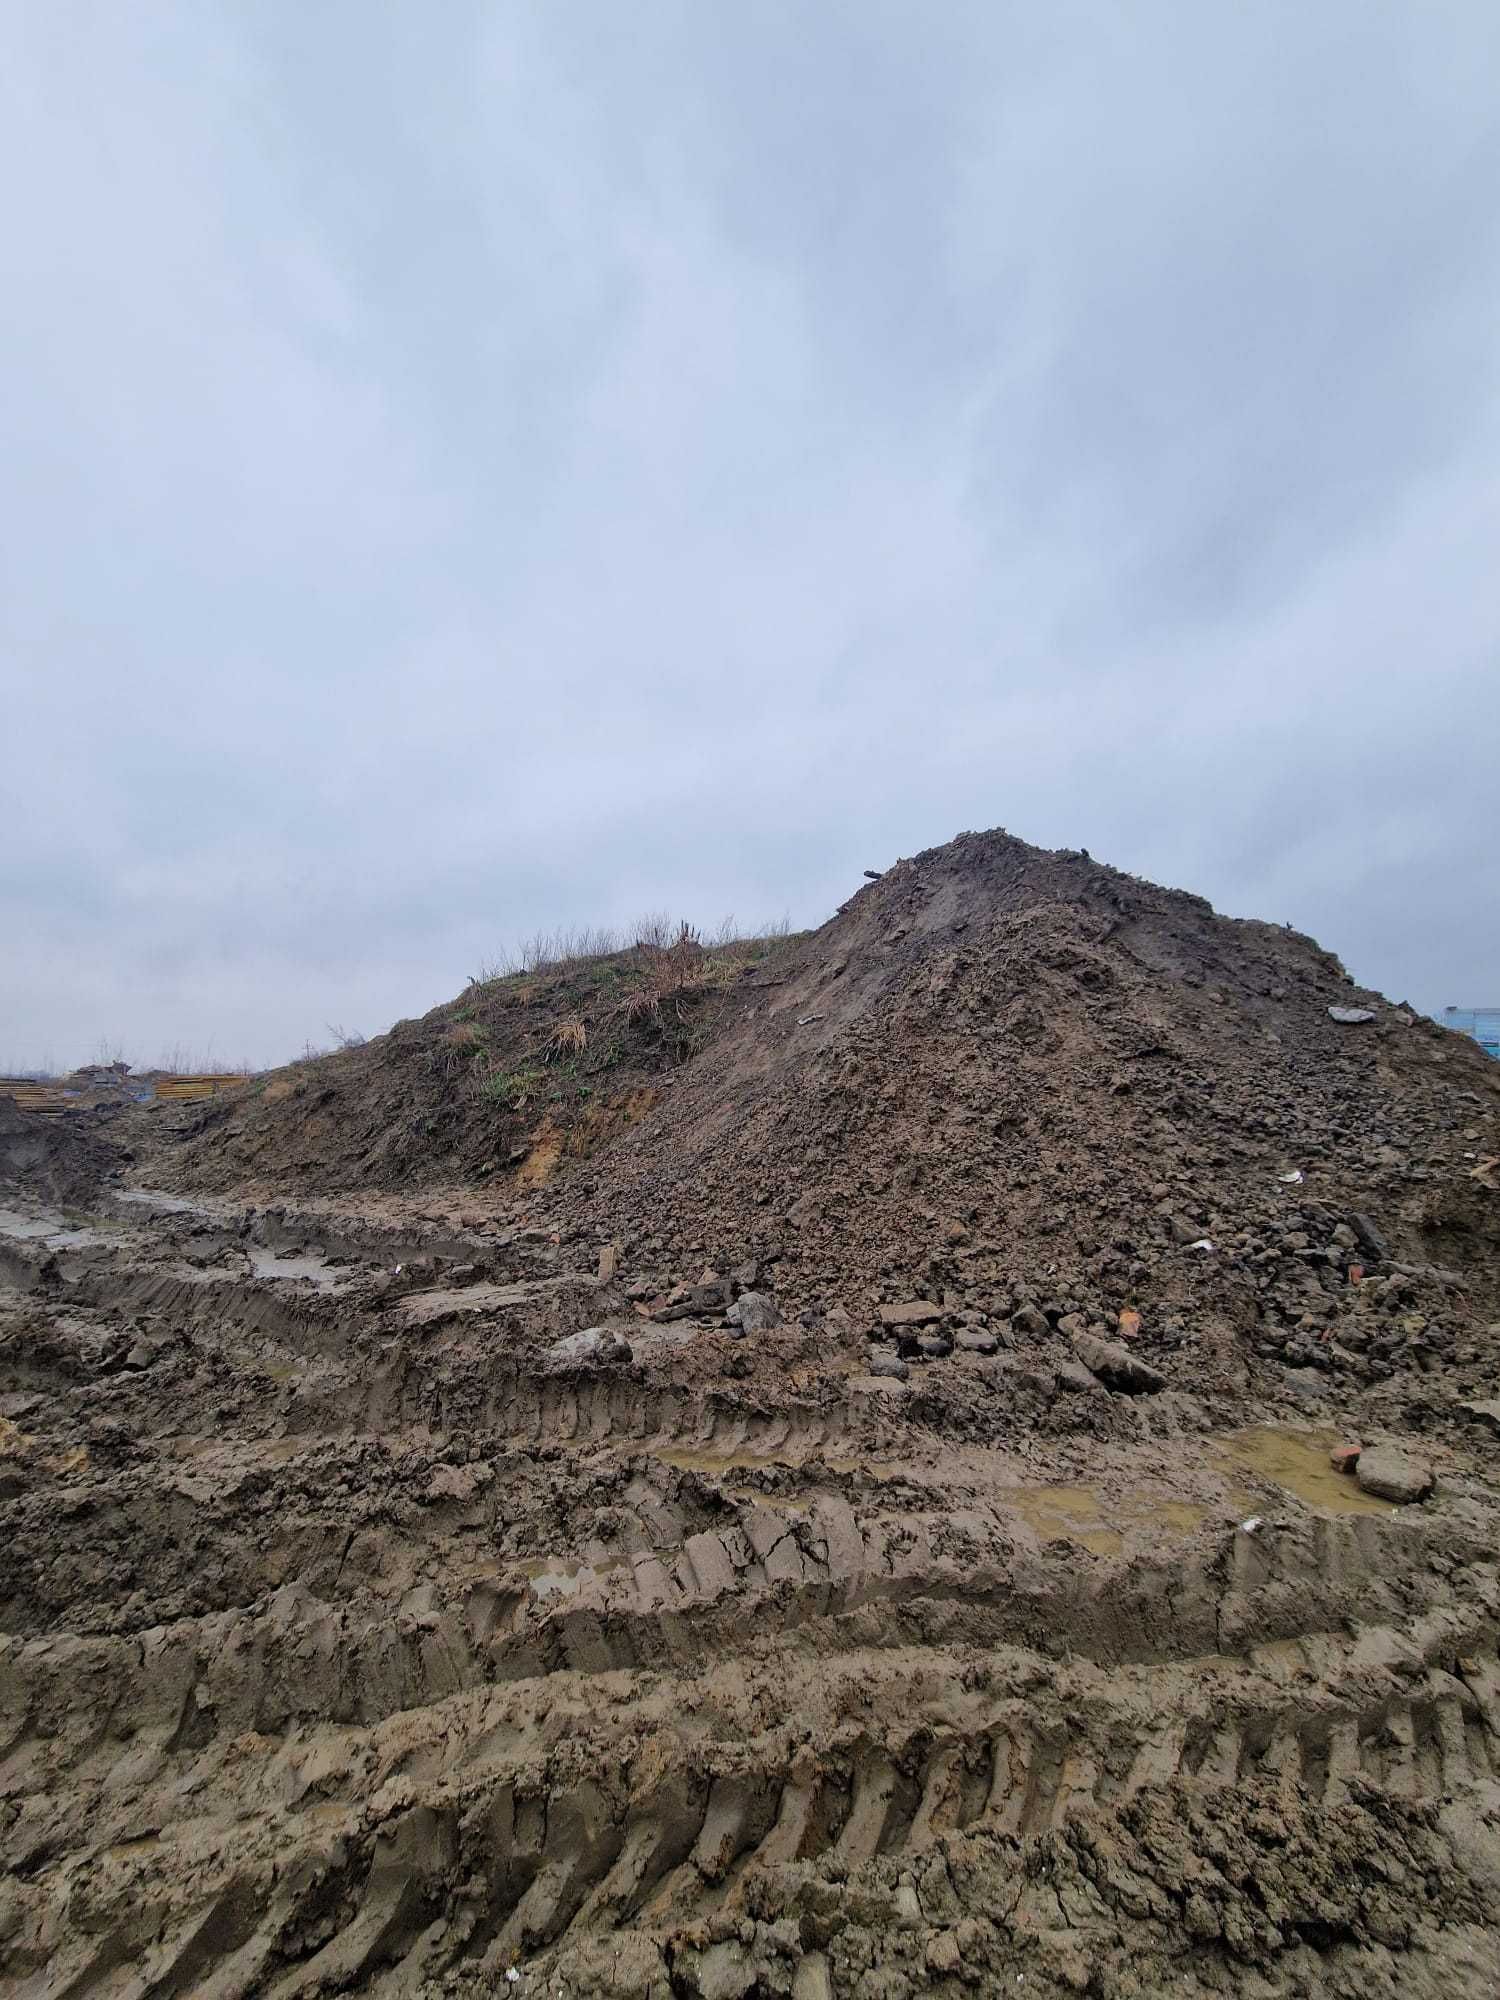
<box><xmin>1054</xmin><ymin>1360</ymin><xmax>1099</xmax><ymax>1394</ymax></box>
<box><xmin>1282</xmin><ymin>1367</ymin><xmax>1333</xmax><ymax>1400</ymax></box>
<box><xmin>1010</xmin><ymin>1304</ymin><xmax>1048</xmax><ymax>1338</ymax></box>
<box><xmin>1349</xmin><ymin>1212</ymin><xmax>1390</xmax><ymax>1261</ymax></box>
<box><xmin>1167</xmin><ymin>1215</ymin><xmax>1201</xmax><ymax>1246</ymax></box>
<box><xmin>1459</xmin><ymin>1398</ymin><xmax>1500</xmax><ymax>1434</ymax></box>
<box><xmin>867</xmin><ymin>1350</ymin><xmax>910</xmax><ymax>1381</ymax></box>
<box><xmin>730</xmin><ymin>1257</ymin><xmax>760</xmax><ymax>1290</ymax></box>
<box><xmin>879</xmin><ymin>1300</ymin><xmax>943</xmax><ymax>1330</ymax></box>
<box><xmin>1057</xmin><ymin>1311</ymin><xmax>1088</xmax><ymax>1338</ymax></box>
<box><xmin>597</xmin><ymin>1243</ymin><xmax>619</xmax><ymax>1282</ymax></box>
<box><xmin>1355</xmin><ymin>1445</ymin><xmax>1433</xmax><ymax>1504</ymax></box>
<box><xmin>916</xmin><ymin>1334</ymin><xmax>953</xmax><ymax>1358</ymax></box>
<box><xmin>725</xmin><ymin>1290</ymin><xmax>779</xmax><ymax>1334</ymax></box>
<box><xmin>956</xmin><ymin>1327</ymin><xmax>998</xmax><ymax>1355</ymax></box>
<box><xmin>1073</xmin><ymin>1332</ymin><xmax>1164</xmax><ymax>1394</ymax></box>
<box><xmin>1328</xmin><ymin>1006</ymin><xmax>1376</xmax><ymax>1024</ymax></box>
<box><xmin>1281</xmin><ymin>1337</ymin><xmax>1328</xmax><ymax>1371</ymax></box>
<box><xmin>545</xmin><ymin>1327</ymin><xmax>633</xmax><ymax>1370</ymax></box>
<box><xmin>792</xmin><ymin>1955</ymin><xmax>834</xmax><ymax>2000</ymax></box>
<box><xmin>652</xmin><ymin>1280</ymin><xmax>730</xmax><ymax>1322</ymax></box>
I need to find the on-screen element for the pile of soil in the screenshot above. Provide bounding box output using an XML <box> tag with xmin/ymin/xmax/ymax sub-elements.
<box><xmin>164</xmin><ymin>927</ymin><xmax>797</xmax><ymax>1195</ymax></box>
<box><xmin>5</xmin><ymin>827</ymin><xmax>1500</xmax><ymax>1999</ymax></box>
<box><xmin>0</xmin><ymin>1096</ymin><xmax>127</xmax><ymax>1209</ymax></box>
<box><xmin>537</xmin><ymin>830</ymin><xmax>1500</xmax><ymax>1403</ymax></box>
<box><xmin>163</xmin><ymin>827</ymin><xmax>1500</xmax><ymax>1388</ymax></box>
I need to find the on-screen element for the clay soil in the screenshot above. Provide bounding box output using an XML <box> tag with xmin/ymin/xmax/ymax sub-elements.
<box><xmin>4</xmin><ymin>830</ymin><xmax>1500</xmax><ymax>1999</ymax></box>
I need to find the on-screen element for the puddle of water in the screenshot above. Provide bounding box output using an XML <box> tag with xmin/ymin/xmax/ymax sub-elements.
<box><xmin>1005</xmin><ymin>1484</ymin><xmax>1112</xmax><ymax>1549</ymax></box>
<box><xmin>115</xmin><ymin>1189</ymin><xmax>208</xmax><ymax>1216</ymax></box>
<box><xmin>1075</xmin><ymin>1528</ymin><xmax>1125</xmax><ymax>1557</ymax></box>
<box><xmin>247</xmin><ymin>1246</ymin><xmax>340</xmax><ymax>1288</ymax></box>
<box><xmin>519</xmin><ymin>1554</ymin><xmax>629</xmax><ymax>1602</ymax></box>
<box><xmin>734</xmin><ymin>1491</ymin><xmax>807</xmax><ymax>1516</ymax></box>
<box><xmin>1214</xmin><ymin>1427</ymin><xmax>1391</xmax><ymax>1517</ymax></box>
<box><xmin>1002</xmin><ymin>1482</ymin><xmax>1207</xmax><ymax>1552</ymax></box>
<box><xmin>527</xmin><ymin>1567</ymin><xmax>583</xmax><ymax>1602</ymax></box>
<box><xmin>0</xmin><ymin>1206</ymin><xmax>111</xmax><ymax>1251</ymax></box>
<box><xmin>0</xmin><ymin>1207</ymin><xmax>65</xmax><ymax>1240</ymax></box>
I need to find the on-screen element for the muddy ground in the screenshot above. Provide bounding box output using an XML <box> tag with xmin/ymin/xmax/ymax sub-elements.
<box><xmin>4</xmin><ymin>831</ymin><xmax>1500</xmax><ymax>1997</ymax></box>
<box><xmin>3</xmin><ymin>1177</ymin><xmax>1499</xmax><ymax>1999</ymax></box>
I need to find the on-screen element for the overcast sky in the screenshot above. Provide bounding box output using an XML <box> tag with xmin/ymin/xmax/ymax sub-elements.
<box><xmin>4</xmin><ymin>3</ymin><xmax>1498</xmax><ymax>1071</ymax></box>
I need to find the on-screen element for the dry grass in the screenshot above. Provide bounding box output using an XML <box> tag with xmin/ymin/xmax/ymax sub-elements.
<box><xmin>543</xmin><ymin>1016</ymin><xmax>588</xmax><ymax>1059</ymax></box>
<box><xmin>612</xmin><ymin>930</ymin><xmax>744</xmax><ymax>1027</ymax></box>
<box><xmin>472</xmin><ymin>912</ymin><xmax>794</xmax><ymax>985</ymax></box>
<box><xmin>439</xmin><ymin>912</ymin><xmax>803</xmax><ymax>1115</ymax></box>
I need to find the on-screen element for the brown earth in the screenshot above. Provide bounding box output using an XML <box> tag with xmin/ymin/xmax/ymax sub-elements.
<box><xmin>4</xmin><ymin>829</ymin><xmax>1500</xmax><ymax>1998</ymax></box>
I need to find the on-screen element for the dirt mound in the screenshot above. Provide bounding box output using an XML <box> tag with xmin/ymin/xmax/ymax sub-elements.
<box><xmin>527</xmin><ymin>829</ymin><xmax>1500</xmax><ymax>1388</ymax></box>
<box><xmin>0</xmin><ymin>1096</ymin><xmax>128</xmax><ymax>1208</ymax></box>
<box><xmin>154</xmin><ymin>826</ymin><xmax>1500</xmax><ymax>1417</ymax></box>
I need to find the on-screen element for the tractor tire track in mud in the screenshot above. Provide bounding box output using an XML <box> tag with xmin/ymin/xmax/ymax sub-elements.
<box><xmin>5</xmin><ymin>1187</ymin><xmax>1500</xmax><ymax>1998</ymax></box>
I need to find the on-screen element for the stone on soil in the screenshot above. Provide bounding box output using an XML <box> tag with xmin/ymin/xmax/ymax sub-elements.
<box><xmin>545</xmin><ymin>1327</ymin><xmax>633</xmax><ymax>1369</ymax></box>
<box><xmin>1073</xmin><ymin>1331</ymin><xmax>1164</xmax><ymax>1394</ymax></box>
<box><xmin>1354</xmin><ymin>1445</ymin><xmax>1433</xmax><ymax>1504</ymax></box>
<box><xmin>879</xmin><ymin>1299</ymin><xmax>943</xmax><ymax>1330</ymax></box>
<box><xmin>725</xmin><ymin>1290</ymin><xmax>779</xmax><ymax>1333</ymax></box>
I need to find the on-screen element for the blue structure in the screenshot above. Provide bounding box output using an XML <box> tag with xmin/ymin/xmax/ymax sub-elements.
<box><xmin>1443</xmin><ymin>1007</ymin><xmax>1500</xmax><ymax>1059</ymax></box>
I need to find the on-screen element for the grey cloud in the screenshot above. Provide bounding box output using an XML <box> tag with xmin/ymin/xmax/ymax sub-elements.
<box><xmin>3</xmin><ymin>1</ymin><xmax>1497</xmax><ymax>1070</ymax></box>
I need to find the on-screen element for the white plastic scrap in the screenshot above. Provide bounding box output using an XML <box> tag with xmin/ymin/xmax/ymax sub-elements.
<box><xmin>1188</xmin><ymin>1238</ymin><xmax>1214</xmax><ymax>1253</ymax></box>
<box><xmin>1240</xmin><ymin>1515</ymin><xmax>1262</xmax><ymax>1533</ymax></box>
<box><xmin>1277</xmin><ymin>1169</ymin><xmax>1304</xmax><ymax>1186</ymax></box>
